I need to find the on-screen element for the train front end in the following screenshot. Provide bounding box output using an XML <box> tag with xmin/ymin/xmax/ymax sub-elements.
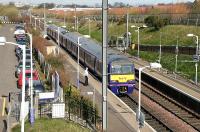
<box><xmin>108</xmin><ymin>60</ymin><xmax>135</xmax><ymax>95</ymax></box>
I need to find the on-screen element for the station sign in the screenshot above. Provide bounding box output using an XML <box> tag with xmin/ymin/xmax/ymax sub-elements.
<box><xmin>193</xmin><ymin>55</ymin><xmax>199</xmax><ymax>62</ymax></box>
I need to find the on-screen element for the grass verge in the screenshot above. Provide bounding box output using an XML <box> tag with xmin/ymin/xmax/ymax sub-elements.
<box><xmin>12</xmin><ymin>118</ymin><xmax>90</xmax><ymax>132</ymax></box>
<box><xmin>128</xmin><ymin>49</ymin><xmax>199</xmax><ymax>81</ymax></box>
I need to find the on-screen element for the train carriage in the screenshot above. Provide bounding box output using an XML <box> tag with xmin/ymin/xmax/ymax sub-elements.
<box><xmin>47</xmin><ymin>25</ymin><xmax>135</xmax><ymax>95</ymax></box>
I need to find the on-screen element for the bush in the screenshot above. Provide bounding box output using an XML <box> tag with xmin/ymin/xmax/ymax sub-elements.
<box><xmin>117</xmin><ymin>16</ymin><xmax>125</xmax><ymax>25</ymax></box>
<box><xmin>96</xmin><ymin>22</ymin><xmax>102</xmax><ymax>30</ymax></box>
<box><xmin>144</xmin><ymin>16</ymin><xmax>170</xmax><ymax>30</ymax></box>
<box><xmin>0</xmin><ymin>5</ymin><xmax>19</xmax><ymax>22</ymax></box>
<box><xmin>46</xmin><ymin>55</ymin><xmax>64</xmax><ymax>70</ymax></box>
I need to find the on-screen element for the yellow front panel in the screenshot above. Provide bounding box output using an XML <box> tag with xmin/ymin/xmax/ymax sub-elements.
<box><xmin>110</xmin><ymin>74</ymin><xmax>135</xmax><ymax>83</ymax></box>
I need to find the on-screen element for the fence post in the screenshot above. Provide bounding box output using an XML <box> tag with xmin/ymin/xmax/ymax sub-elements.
<box><xmin>35</xmin><ymin>95</ymin><xmax>39</xmax><ymax>119</ymax></box>
<box><xmin>94</xmin><ymin>109</ymin><xmax>96</xmax><ymax>128</ymax></box>
<box><xmin>68</xmin><ymin>85</ymin><xmax>72</xmax><ymax>121</ymax></box>
<box><xmin>39</xmin><ymin>104</ymin><xmax>41</xmax><ymax>118</ymax></box>
<box><xmin>80</xmin><ymin>96</ymin><xmax>83</xmax><ymax>118</ymax></box>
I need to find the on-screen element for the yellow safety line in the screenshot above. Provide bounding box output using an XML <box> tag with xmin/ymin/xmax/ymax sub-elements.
<box><xmin>2</xmin><ymin>97</ymin><xmax>6</xmax><ymax>116</ymax></box>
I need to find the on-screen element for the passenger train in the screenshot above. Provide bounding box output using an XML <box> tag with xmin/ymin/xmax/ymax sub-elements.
<box><xmin>47</xmin><ymin>25</ymin><xmax>135</xmax><ymax>95</ymax></box>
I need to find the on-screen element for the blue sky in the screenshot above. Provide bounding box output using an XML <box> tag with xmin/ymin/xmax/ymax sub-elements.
<box><xmin>0</xmin><ymin>0</ymin><xmax>195</xmax><ymax>6</ymax></box>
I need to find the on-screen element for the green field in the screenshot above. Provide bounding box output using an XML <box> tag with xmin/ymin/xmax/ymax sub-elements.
<box><xmin>52</xmin><ymin>21</ymin><xmax>200</xmax><ymax>82</ymax></box>
<box><xmin>78</xmin><ymin>22</ymin><xmax>200</xmax><ymax>46</ymax></box>
<box><xmin>128</xmin><ymin>49</ymin><xmax>199</xmax><ymax>81</ymax></box>
<box><xmin>12</xmin><ymin>118</ymin><xmax>89</xmax><ymax>132</ymax></box>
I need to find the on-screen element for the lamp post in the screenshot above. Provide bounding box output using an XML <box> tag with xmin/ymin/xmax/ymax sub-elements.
<box><xmin>126</xmin><ymin>2</ymin><xmax>129</xmax><ymax>53</ymax></box>
<box><xmin>73</xmin><ymin>15</ymin><xmax>77</xmax><ymax>31</ymax></box>
<box><xmin>77</xmin><ymin>17</ymin><xmax>79</xmax><ymax>32</ymax></box>
<box><xmin>43</xmin><ymin>3</ymin><xmax>47</xmax><ymax>38</ymax></box>
<box><xmin>27</xmin><ymin>33</ymin><xmax>34</xmax><ymax>125</ymax></box>
<box><xmin>85</xmin><ymin>17</ymin><xmax>91</xmax><ymax>37</ymax></box>
<box><xmin>102</xmin><ymin>0</ymin><xmax>108</xmax><ymax>130</ymax></box>
<box><xmin>57</xmin><ymin>27</ymin><xmax>60</xmax><ymax>54</ymax></box>
<box><xmin>131</xmin><ymin>25</ymin><xmax>147</xmax><ymax>58</ymax></box>
<box><xmin>29</xmin><ymin>8</ymin><xmax>32</xmax><ymax>25</ymax></box>
<box><xmin>0</xmin><ymin>37</ymin><xmax>26</xmax><ymax>132</ymax></box>
<box><xmin>77</xmin><ymin>35</ymin><xmax>90</xmax><ymax>90</ymax></box>
<box><xmin>138</xmin><ymin>62</ymin><xmax>162</xmax><ymax>131</ymax></box>
<box><xmin>175</xmin><ymin>36</ymin><xmax>179</xmax><ymax>78</ymax></box>
<box><xmin>34</xmin><ymin>18</ymin><xmax>38</xmax><ymax>30</ymax></box>
<box><xmin>63</xmin><ymin>10</ymin><xmax>66</xmax><ymax>29</ymax></box>
<box><xmin>39</xmin><ymin>19</ymin><xmax>41</xmax><ymax>30</ymax></box>
<box><xmin>187</xmin><ymin>33</ymin><xmax>199</xmax><ymax>85</ymax></box>
<box><xmin>159</xmin><ymin>32</ymin><xmax>162</xmax><ymax>64</ymax></box>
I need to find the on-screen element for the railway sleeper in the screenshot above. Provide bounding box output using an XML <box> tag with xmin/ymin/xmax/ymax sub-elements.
<box><xmin>179</xmin><ymin>112</ymin><xmax>196</xmax><ymax>117</ymax></box>
<box><xmin>155</xmin><ymin>127</ymin><xmax>171</xmax><ymax>132</ymax></box>
<box><xmin>186</xmin><ymin>119</ymin><xmax>200</xmax><ymax>124</ymax></box>
<box><xmin>178</xmin><ymin>114</ymin><xmax>194</xmax><ymax>118</ymax></box>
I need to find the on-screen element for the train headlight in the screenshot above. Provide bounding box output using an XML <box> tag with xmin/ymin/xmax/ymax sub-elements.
<box><xmin>127</xmin><ymin>80</ymin><xmax>134</xmax><ymax>83</ymax></box>
<box><xmin>110</xmin><ymin>80</ymin><xmax>118</xmax><ymax>83</ymax></box>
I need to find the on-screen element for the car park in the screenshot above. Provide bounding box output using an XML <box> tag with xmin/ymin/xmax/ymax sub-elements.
<box><xmin>16</xmin><ymin>49</ymin><xmax>31</xmax><ymax>61</ymax></box>
<box><xmin>18</xmin><ymin>54</ymin><xmax>35</xmax><ymax>64</ymax></box>
<box><xmin>17</xmin><ymin>70</ymin><xmax>39</xmax><ymax>88</ymax></box>
<box><xmin>15</xmin><ymin>60</ymin><xmax>35</xmax><ymax>77</ymax></box>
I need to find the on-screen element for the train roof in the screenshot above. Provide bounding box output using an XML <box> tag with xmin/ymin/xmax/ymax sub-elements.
<box><xmin>48</xmin><ymin>25</ymin><xmax>133</xmax><ymax>64</ymax></box>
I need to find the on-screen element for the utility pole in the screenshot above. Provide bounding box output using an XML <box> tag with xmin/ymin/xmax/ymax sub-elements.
<box><xmin>29</xmin><ymin>8</ymin><xmax>32</xmax><ymax>25</ymax></box>
<box><xmin>77</xmin><ymin>17</ymin><xmax>79</xmax><ymax>32</ymax></box>
<box><xmin>44</xmin><ymin>3</ymin><xmax>47</xmax><ymax>36</ymax></box>
<box><xmin>175</xmin><ymin>36</ymin><xmax>179</xmax><ymax>78</ymax></box>
<box><xmin>102</xmin><ymin>0</ymin><xmax>108</xmax><ymax>131</ymax></box>
<box><xmin>126</xmin><ymin>3</ymin><xmax>129</xmax><ymax>52</ymax></box>
<box><xmin>159</xmin><ymin>32</ymin><xmax>162</xmax><ymax>64</ymax></box>
<box><xmin>74</xmin><ymin>4</ymin><xmax>77</xmax><ymax>31</ymax></box>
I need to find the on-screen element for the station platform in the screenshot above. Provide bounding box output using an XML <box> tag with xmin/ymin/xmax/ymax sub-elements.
<box><xmin>50</xmin><ymin>40</ymin><xmax>156</xmax><ymax>132</ymax></box>
<box><xmin>116</xmin><ymin>50</ymin><xmax>200</xmax><ymax>104</ymax></box>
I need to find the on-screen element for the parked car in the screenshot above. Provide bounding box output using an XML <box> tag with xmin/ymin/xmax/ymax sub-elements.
<box><xmin>15</xmin><ymin>60</ymin><xmax>35</xmax><ymax>78</ymax></box>
<box><xmin>17</xmin><ymin>70</ymin><xmax>39</xmax><ymax>89</ymax></box>
<box><xmin>15</xmin><ymin>46</ymin><xmax>29</xmax><ymax>56</ymax></box>
<box><xmin>18</xmin><ymin>54</ymin><xmax>33</xmax><ymax>62</ymax></box>
<box><xmin>25</xmin><ymin>80</ymin><xmax>45</xmax><ymax>97</ymax></box>
<box><xmin>16</xmin><ymin>49</ymin><xmax>31</xmax><ymax>61</ymax></box>
<box><xmin>15</xmin><ymin>24</ymin><xmax>25</xmax><ymax>31</ymax></box>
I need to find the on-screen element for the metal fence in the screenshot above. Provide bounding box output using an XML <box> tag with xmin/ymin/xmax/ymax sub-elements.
<box><xmin>38</xmin><ymin>89</ymin><xmax>102</xmax><ymax>130</ymax></box>
<box><xmin>138</xmin><ymin>44</ymin><xmax>196</xmax><ymax>55</ymax></box>
<box><xmin>33</xmin><ymin>48</ymin><xmax>102</xmax><ymax>130</ymax></box>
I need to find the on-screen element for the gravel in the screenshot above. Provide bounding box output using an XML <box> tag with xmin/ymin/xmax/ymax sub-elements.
<box><xmin>133</xmin><ymin>91</ymin><xmax>197</xmax><ymax>132</ymax></box>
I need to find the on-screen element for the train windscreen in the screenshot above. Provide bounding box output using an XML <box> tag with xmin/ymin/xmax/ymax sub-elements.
<box><xmin>111</xmin><ymin>64</ymin><xmax>133</xmax><ymax>74</ymax></box>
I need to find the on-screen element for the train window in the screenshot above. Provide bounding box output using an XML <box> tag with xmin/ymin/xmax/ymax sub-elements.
<box><xmin>111</xmin><ymin>65</ymin><xmax>133</xmax><ymax>74</ymax></box>
<box><xmin>121</xmin><ymin>65</ymin><xmax>133</xmax><ymax>74</ymax></box>
<box><xmin>111</xmin><ymin>65</ymin><xmax>121</xmax><ymax>74</ymax></box>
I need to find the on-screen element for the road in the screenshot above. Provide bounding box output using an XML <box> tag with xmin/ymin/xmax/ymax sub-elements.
<box><xmin>0</xmin><ymin>24</ymin><xmax>19</xmax><ymax>132</ymax></box>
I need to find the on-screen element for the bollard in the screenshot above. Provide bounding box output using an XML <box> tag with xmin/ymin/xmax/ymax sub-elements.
<box><xmin>2</xmin><ymin>95</ymin><xmax>8</xmax><ymax>116</ymax></box>
<box><xmin>30</xmin><ymin>109</ymin><xmax>35</xmax><ymax>125</ymax></box>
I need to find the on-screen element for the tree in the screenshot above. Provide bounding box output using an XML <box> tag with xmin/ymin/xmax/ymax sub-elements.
<box><xmin>191</xmin><ymin>0</ymin><xmax>200</xmax><ymax>13</ymax></box>
<box><xmin>113</xmin><ymin>2</ymin><xmax>126</xmax><ymax>7</ymax></box>
<box><xmin>38</xmin><ymin>3</ymin><xmax>55</xmax><ymax>9</ymax></box>
<box><xmin>9</xmin><ymin>2</ymin><xmax>15</xmax><ymax>6</ymax></box>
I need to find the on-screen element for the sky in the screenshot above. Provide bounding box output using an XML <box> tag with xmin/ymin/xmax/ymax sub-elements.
<box><xmin>0</xmin><ymin>0</ymin><xmax>195</xmax><ymax>6</ymax></box>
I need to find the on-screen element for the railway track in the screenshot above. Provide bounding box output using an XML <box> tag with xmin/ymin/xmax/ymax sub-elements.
<box><xmin>138</xmin><ymin>80</ymin><xmax>200</xmax><ymax>131</ymax></box>
<box><xmin>120</xmin><ymin>95</ymin><xmax>173</xmax><ymax>132</ymax></box>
